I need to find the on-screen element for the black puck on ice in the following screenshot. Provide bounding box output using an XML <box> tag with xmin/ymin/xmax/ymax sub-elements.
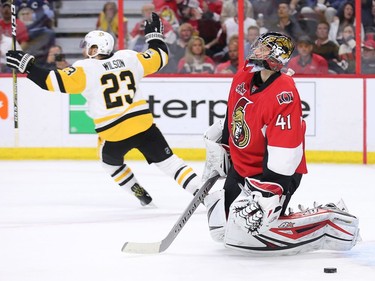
<box><xmin>324</xmin><ymin>267</ymin><xmax>337</xmax><ymax>273</ymax></box>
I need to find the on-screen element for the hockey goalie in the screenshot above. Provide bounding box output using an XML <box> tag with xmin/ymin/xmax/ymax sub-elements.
<box><xmin>202</xmin><ymin>32</ymin><xmax>360</xmax><ymax>255</ymax></box>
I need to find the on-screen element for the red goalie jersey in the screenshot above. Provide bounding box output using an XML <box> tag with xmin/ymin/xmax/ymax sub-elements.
<box><xmin>226</xmin><ymin>65</ymin><xmax>307</xmax><ymax>178</ymax></box>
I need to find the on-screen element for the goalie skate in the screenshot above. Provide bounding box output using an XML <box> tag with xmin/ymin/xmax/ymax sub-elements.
<box><xmin>225</xmin><ymin>202</ymin><xmax>360</xmax><ymax>256</ymax></box>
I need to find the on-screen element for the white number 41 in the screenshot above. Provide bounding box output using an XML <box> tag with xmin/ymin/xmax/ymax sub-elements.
<box><xmin>275</xmin><ymin>114</ymin><xmax>291</xmax><ymax>130</ymax></box>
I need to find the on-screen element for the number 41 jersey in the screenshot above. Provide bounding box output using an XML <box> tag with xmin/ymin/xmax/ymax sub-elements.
<box><xmin>226</xmin><ymin>66</ymin><xmax>307</xmax><ymax>178</ymax></box>
<box><xmin>41</xmin><ymin>47</ymin><xmax>167</xmax><ymax>142</ymax></box>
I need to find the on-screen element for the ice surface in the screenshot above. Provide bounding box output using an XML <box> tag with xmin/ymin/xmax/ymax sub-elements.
<box><xmin>0</xmin><ymin>160</ymin><xmax>374</xmax><ymax>281</ymax></box>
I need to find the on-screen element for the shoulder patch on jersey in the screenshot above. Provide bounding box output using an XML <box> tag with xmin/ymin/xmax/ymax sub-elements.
<box><xmin>235</xmin><ymin>82</ymin><xmax>247</xmax><ymax>96</ymax></box>
<box><xmin>276</xmin><ymin>91</ymin><xmax>294</xmax><ymax>105</ymax></box>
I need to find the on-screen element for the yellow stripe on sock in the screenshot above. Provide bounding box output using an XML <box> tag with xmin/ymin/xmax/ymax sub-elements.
<box><xmin>177</xmin><ymin>167</ymin><xmax>193</xmax><ymax>185</ymax></box>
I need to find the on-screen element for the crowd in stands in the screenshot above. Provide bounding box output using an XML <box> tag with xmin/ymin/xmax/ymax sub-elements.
<box><xmin>1</xmin><ymin>0</ymin><xmax>375</xmax><ymax>74</ymax></box>
<box><xmin>1</xmin><ymin>0</ymin><xmax>56</xmax><ymax>72</ymax></box>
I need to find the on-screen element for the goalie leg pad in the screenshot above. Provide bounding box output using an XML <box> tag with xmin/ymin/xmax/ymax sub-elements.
<box><xmin>224</xmin><ymin>204</ymin><xmax>360</xmax><ymax>255</ymax></box>
<box><xmin>321</xmin><ymin>206</ymin><xmax>360</xmax><ymax>251</ymax></box>
<box><xmin>204</xmin><ymin>189</ymin><xmax>226</xmax><ymax>242</ymax></box>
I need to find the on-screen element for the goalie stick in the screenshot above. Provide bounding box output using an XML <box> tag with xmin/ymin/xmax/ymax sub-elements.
<box><xmin>122</xmin><ymin>173</ymin><xmax>220</xmax><ymax>254</ymax></box>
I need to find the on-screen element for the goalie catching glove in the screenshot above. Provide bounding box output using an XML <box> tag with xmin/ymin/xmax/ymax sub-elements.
<box><xmin>232</xmin><ymin>178</ymin><xmax>284</xmax><ymax>236</ymax></box>
<box><xmin>6</xmin><ymin>50</ymin><xmax>35</xmax><ymax>74</ymax></box>
<box><xmin>144</xmin><ymin>12</ymin><xmax>165</xmax><ymax>43</ymax></box>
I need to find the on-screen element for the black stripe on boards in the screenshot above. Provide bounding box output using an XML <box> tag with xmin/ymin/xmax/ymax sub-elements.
<box><xmin>174</xmin><ymin>165</ymin><xmax>187</xmax><ymax>181</ymax></box>
<box><xmin>111</xmin><ymin>164</ymin><xmax>126</xmax><ymax>177</ymax></box>
<box><xmin>95</xmin><ymin>109</ymin><xmax>151</xmax><ymax>133</ymax></box>
<box><xmin>54</xmin><ymin>70</ymin><xmax>66</xmax><ymax>93</ymax></box>
<box><xmin>182</xmin><ymin>173</ymin><xmax>197</xmax><ymax>190</ymax></box>
<box><xmin>119</xmin><ymin>173</ymin><xmax>135</xmax><ymax>187</ymax></box>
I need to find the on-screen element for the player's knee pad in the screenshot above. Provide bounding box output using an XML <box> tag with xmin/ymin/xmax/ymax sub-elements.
<box><xmin>204</xmin><ymin>189</ymin><xmax>226</xmax><ymax>242</ymax></box>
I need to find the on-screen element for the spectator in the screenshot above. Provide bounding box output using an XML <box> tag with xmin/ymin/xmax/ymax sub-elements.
<box><xmin>1</xmin><ymin>28</ymin><xmax>21</xmax><ymax>73</ymax></box>
<box><xmin>17</xmin><ymin>1</ymin><xmax>55</xmax><ymax>64</ymax></box>
<box><xmin>297</xmin><ymin>6</ymin><xmax>320</xmax><ymax>40</ymax></box>
<box><xmin>214</xmin><ymin>36</ymin><xmax>239</xmax><ymax>74</ymax></box>
<box><xmin>362</xmin><ymin>0</ymin><xmax>375</xmax><ymax>34</ymax></box>
<box><xmin>177</xmin><ymin>35</ymin><xmax>216</xmax><ymax>73</ymax></box>
<box><xmin>159</xmin><ymin>4</ymin><xmax>180</xmax><ymax>32</ymax></box>
<box><xmin>251</xmin><ymin>0</ymin><xmax>278</xmax><ymax>27</ymax></box>
<box><xmin>162</xmin><ymin>22</ymin><xmax>195</xmax><ymax>73</ymax></box>
<box><xmin>313</xmin><ymin>20</ymin><xmax>346</xmax><ymax>73</ymax></box>
<box><xmin>287</xmin><ymin>35</ymin><xmax>329</xmax><ymax>74</ymax></box>
<box><xmin>222</xmin><ymin>12</ymin><xmax>257</xmax><ymax>46</ymax></box>
<box><xmin>0</xmin><ymin>0</ymin><xmax>29</xmax><ymax>48</ymax></box>
<box><xmin>178</xmin><ymin>0</ymin><xmax>203</xmax><ymax>30</ymax></box>
<box><xmin>21</xmin><ymin>0</ymin><xmax>55</xmax><ymax>28</ymax></box>
<box><xmin>338</xmin><ymin>24</ymin><xmax>356</xmax><ymax>73</ymax></box>
<box><xmin>96</xmin><ymin>1</ymin><xmax>128</xmax><ymax>48</ymax></box>
<box><xmin>267</xmin><ymin>0</ymin><xmax>304</xmax><ymax>42</ymax></box>
<box><xmin>153</xmin><ymin>0</ymin><xmax>183</xmax><ymax>22</ymax></box>
<box><xmin>220</xmin><ymin>0</ymin><xmax>253</xmax><ymax>23</ymax></box>
<box><xmin>205</xmin><ymin>0</ymin><xmax>223</xmax><ymax>17</ymax></box>
<box><xmin>244</xmin><ymin>25</ymin><xmax>260</xmax><ymax>59</ymax></box>
<box><xmin>329</xmin><ymin>1</ymin><xmax>364</xmax><ymax>45</ymax></box>
<box><xmin>41</xmin><ymin>44</ymin><xmax>69</xmax><ymax>70</ymax></box>
<box><xmin>129</xmin><ymin>3</ymin><xmax>176</xmax><ymax>52</ymax></box>
<box><xmin>323</xmin><ymin>5</ymin><xmax>337</xmax><ymax>24</ymax></box>
<box><xmin>361</xmin><ymin>33</ymin><xmax>375</xmax><ymax>74</ymax></box>
<box><xmin>197</xmin><ymin>1</ymin><xmax>222</xmax><ymax>58</ymax></box>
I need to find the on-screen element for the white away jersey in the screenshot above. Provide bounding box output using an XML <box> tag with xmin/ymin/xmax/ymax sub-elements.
<box><xmin>43</xmin><ymin>47</ymin><xmax>168</xmax><ymax>141</ymax></box>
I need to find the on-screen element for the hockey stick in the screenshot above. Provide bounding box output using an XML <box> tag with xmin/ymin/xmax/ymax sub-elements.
<box><xmin>11</xmin><ymin>0</ymin><xmax>19</xmax><ymax>145</ymax></box>
<box><xmin>122</xmin><ymin>173</ymin><xmax>220</xmax><ymax>254</ymax></box>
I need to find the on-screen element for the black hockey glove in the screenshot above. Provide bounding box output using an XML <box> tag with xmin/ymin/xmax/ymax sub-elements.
<box><xmin>6</xmin><ymin>50</ymin><xmax>35</xmax><ymax>74</ymax></box>
<box><xmin>144</xmin><ymin>12</ymin><xmax>165</xmax><ymax>43</ymax></box>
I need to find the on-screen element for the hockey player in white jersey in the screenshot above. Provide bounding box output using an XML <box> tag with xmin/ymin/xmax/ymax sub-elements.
<box><xmin>6</xmin><ymin>13</ymin><xmax>201</xmax><ymax>206</ymax></box>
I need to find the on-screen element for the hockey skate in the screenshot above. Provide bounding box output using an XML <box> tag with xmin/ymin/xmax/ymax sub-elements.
<box><xmin>131</xmin><ymin>183</ymin><xmax>153</xmax><ymax>206</ymax></box>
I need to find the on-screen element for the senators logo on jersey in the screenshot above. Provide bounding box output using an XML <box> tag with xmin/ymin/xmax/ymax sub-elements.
<box><xmin>276</xmin><ymin>91</ymin><xmax>294</xmax><ymax>105</ymax></box>
<box><xmin>231</xmin><ymin>97</ymin><xmax>251</xmax><ymax>148</ymax></box>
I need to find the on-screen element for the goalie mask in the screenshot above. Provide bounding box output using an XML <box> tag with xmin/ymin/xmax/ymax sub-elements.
<box><xmin>81</xmin><ymin>30</ymin><xmax>114</xmax><ymax>59</ymax></box>
<box><xmin>246</xmin><ymin>32</ymin><xmax>294</xmax><ymax>71</ymax></box>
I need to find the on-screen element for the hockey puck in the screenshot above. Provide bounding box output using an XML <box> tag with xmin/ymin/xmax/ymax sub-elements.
<box><xmin>324</xmin><ymin>267</ymin><xmax>337</xmax><ymax>273</ymax></box>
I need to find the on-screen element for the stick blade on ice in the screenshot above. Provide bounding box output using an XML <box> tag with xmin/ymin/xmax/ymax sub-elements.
<box><xmin>122</xmin><ymin>241</ymin><xmax>162</xmax><ymax>254</ymax></box>
<box><xmin>121</xmin><ymin>174</ymin><xmax>220</xmax><ymax>254</ymax></box>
